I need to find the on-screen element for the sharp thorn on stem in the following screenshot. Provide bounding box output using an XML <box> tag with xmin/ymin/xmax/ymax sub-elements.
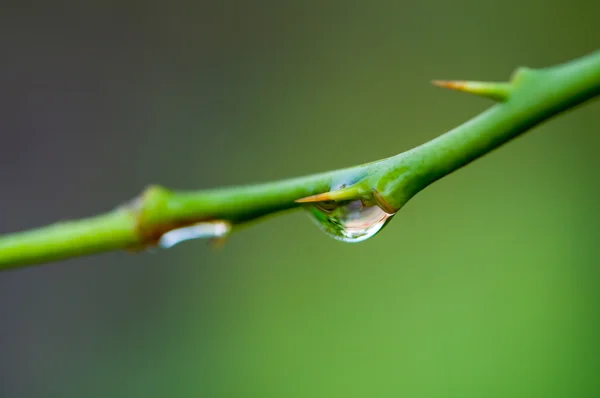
<box><xmin>432</xmin><ymin>80</ymin><xmax>512</xmax><ymax>102</ymax></box>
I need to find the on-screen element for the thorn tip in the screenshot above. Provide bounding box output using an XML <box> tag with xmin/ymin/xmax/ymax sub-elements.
<box><xmin>295</xmin><ymin>186</ymin><xmax>361</xmax><ymax>204</ymax></box>
<box><xmin>295</xmin><ymin>192</ymin><xmax>334</xmax><ymax>203</ymax></box>
<box><xmin>431</xmin><ymin>80</ymin><xmax>468</xmax><ymax>90</ymax></box>
<box><xmin>432</xmin><ymin>79</ymin><xmax>511</xmax><ymax>102</ymax></box>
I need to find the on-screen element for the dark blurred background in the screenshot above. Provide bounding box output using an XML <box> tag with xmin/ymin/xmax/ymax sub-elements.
<box><xmin>1</xmin><ymin>1</ymin><xmax>599</xmax><ymax>397</ymax></box>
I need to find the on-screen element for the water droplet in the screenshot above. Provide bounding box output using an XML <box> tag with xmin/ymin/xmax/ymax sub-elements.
<box><xmin>158</xmin><ymin>221</ymin><xmax>231</xmax><ymax>249</ymax></box>
<box><xmin>305</xmin><ymin>200</ymin><xmax>395</xmax><ymax>243</ymax></box>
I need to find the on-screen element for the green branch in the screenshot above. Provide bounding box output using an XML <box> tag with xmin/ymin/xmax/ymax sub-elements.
<box><xmin>2</xmin><ymin>50</ymin><xmax>600</xmax><ymax>270</ymax></box>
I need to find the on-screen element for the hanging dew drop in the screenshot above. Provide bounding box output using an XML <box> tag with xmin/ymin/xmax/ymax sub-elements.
<box><xmin>158</xmin><ymin>221</ymin><xmax>231</xmax><ymax>249</ymax></box>
<box><xmin>305</xmin><ymin>199</ymin><xmax>395</xmax><ymax>243</ymax></box>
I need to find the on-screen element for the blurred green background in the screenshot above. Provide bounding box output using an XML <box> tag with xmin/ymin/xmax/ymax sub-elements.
<box><xmin>0</xmin><ymin>1</ymin><xmax>599</xmax><ymax>397</ymax></box>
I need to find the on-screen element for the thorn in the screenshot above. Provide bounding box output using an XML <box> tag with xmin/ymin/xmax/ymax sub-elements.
<box><xmin>295</xmin><ymin>186</ymin><xmax>359</xmax><ymax>203</ymax></box>
<box><xmin>209</xmin><ymin>236</ymin><xmax>227</xmax><ymax>251</ymax></box>
<box><xmin>295</xmin><ymin>192</ymin><xmax>333</xmax><ymax>203</ymax></box>
<box><xmin>432</xmin><ymin>80</ymin><xmax>512</xmax><ymax>102</ymax></box>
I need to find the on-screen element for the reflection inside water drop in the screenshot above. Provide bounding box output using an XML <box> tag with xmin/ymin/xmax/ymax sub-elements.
<box><xmin>158</xmin><ymin>221</ymin><xmax>231</xmax><ymax>249</ymax></box>
<box><xmin>305</xmin><ymin>199</ymin><xmax>395</xmax><ymax>243</ymax></box>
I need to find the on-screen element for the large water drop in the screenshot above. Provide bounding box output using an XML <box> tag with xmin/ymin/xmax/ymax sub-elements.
<box><xmin>305</xmin><ymin>200</ymin><xmax>395</xmax><ymax>243</ymax></box>
<box><xmin>158</xmin><ymin>221</ymin><xmax>231</xmax><ymax>249</ymax></box>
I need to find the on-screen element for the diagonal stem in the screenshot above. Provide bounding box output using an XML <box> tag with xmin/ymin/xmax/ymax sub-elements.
<box><xmin>1</xmin><ymin>50</ymin><xmax>599</xmax><ymax>270</ymax></box>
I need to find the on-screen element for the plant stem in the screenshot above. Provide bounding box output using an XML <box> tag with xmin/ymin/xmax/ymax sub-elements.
<box><xmin>1</xmin><ymin>50</ymin><xmax>599</xmax><ymax>270</ymax></box>
<box><xmin>0</xmin><ymin>211</ymin><xmax>138</xmax><ymax>269</ymax></box>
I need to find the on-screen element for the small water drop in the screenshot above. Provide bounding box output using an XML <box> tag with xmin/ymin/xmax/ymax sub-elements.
<box><xmin>158</xmin><ymin>221</ymin><xmax>231</xmax><ymax>249</ymax></box>
<box><xmin>305</xmin><ymin>199</ymin><xmax>395</xmax><ymax>243</ymax></box>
